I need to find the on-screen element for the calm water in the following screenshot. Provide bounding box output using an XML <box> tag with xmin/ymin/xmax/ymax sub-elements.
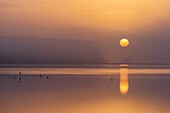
<box><xmin>0</xmin><ymin>65</ymin><xmax>170</xmax><ymax>113</ymax></box>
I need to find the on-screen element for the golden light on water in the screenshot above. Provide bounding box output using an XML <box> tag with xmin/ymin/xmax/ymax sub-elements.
<box><xmin>120</xmin><ymin>38</ymin><xmax>129</xmax><ymax>48</ymax></box>
<box><xmin>1</xmin><ymin>67</ymin><xmax>170</xmax><ymax>113</ymax></box>
<box><xmin>120</xmin><ymin>68</ymin><xmax>129</xmax><ymax>95</ymax></box>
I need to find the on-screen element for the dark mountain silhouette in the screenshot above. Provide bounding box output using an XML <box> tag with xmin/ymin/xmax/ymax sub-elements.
<box><xmin>0</xmin><ymin>37</ymin><xmax>106</xmax><ymax>64</ymax></box>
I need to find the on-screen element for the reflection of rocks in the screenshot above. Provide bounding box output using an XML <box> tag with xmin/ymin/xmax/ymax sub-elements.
<box><xmin>0</xmin><ymin>37</ymin><xmax>106</xmax><ymax>64</ymax></box>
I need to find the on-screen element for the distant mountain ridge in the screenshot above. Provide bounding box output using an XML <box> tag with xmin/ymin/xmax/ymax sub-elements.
<box><xmin>0</xmin><ymin>37</ymin><xmax>106</xmax><ymax>64</ymax></box>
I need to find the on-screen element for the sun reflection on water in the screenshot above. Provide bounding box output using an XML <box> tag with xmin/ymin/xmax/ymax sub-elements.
<box><xmin>120</xmin><ymin>67</ymin><xmax>129</xmax><ymax>95</ymax></box>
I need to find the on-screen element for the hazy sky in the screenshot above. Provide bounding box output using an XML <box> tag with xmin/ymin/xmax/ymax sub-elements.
<box><xmin>0</xmin><ymin>0</ymin><xmax>170</xmax><ymax>64</ymax></box>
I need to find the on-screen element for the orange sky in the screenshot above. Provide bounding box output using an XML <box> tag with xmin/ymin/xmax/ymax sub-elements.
<box><xmin>1</xmin><ymin>0</ymin><xmax>170</xmax><ymax>34</ymax></box>
<box><xmin>1</xmin><ymin>0</ymin><xmax>170</xmax><ymax>63</ymax></box>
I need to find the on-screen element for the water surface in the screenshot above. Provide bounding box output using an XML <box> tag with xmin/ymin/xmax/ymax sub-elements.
<box><xmin>0</xmin><ymin>65</ymin><xmax>170</xmax><ymax>113</ymax></box>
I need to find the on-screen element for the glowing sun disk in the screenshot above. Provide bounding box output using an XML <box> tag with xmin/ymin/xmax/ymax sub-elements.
<box><xmin>120</xmin><ymin>38</ymin><xmax>129</xmax><ymax>48</ymax></box>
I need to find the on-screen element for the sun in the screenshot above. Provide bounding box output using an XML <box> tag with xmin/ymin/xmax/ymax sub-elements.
<box><xmin>120</xmin><ymin>38</ymin><xmax>129</xmax><ymax>48</ymax></box>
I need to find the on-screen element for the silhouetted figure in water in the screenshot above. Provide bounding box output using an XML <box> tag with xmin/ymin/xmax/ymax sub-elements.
<box><xmin>47</xmin><ymin>76</ymin><xmax>49</xmax><ymax>79</ymax></box>
<box><xmin>40</xmin><ymin>75</ymin><xmax>42</xmax><ymax>78</ymax></box>
<box><xmin>19</xmin><ymin>72</ymin><xmax>21</xmax><ymax>76</ymax></box>
<box><xmin>18</xmin><ymin>81</ymin><xmax>20</xmax><ymax>84</ymax></box>
<box><xmin>111</xmin><ymin>78</ymin><xmax>113</xmax><ymax>82</ymax></box>
<box><xmin>19</xmin><ymin>72</ymin><xmax>22</xmax><ymax>80</ymax></box>
<box><xmin>8</xmin><ymin>76</ymin><xmax>10</xmax><ymax>79</ymax></box>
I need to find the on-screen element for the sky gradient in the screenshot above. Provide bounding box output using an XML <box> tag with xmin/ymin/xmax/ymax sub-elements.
<box><xmin>0</xmin><ymin>0</ymin><xmax>170</xmax><ymax>64</ymax></box>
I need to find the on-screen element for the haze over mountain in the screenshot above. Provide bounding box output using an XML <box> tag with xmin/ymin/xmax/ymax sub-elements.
<box><xmin>1</xmin><ymin>0</ymin><xmax>170</xmax><ymax>64</ymax></box>
<box><xmin>0</xmin><ymin>37</ymin><xmax>106</xmax><ymax>64</ymax></box>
